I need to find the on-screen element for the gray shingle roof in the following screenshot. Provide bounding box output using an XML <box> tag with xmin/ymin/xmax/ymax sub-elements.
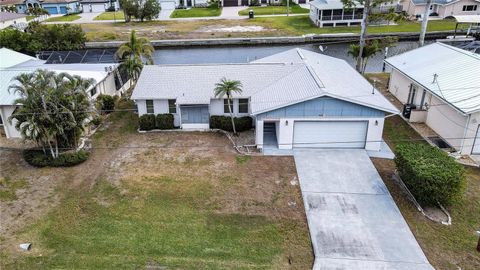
<box><xmin>132</xmin><ymin>48</ymin><xmax>399</xmax><ymax>115</ymax></box>
<box><xmin>385</xmin><ymin>42</ymin><xmax>480</xmax><ymax>115</ymax></box>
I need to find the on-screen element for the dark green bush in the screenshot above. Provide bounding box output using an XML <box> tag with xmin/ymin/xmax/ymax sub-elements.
<box><xmin>91</xmin><ymin>116</ymin><xmax>102</xmax><ymax>126</ymax></box>
<box><xmin>139</xmin><ymin>114</ymin><xmax>156</xmax><ymax>130</ymax></box>
<box><xmin>210</xmin><ymin>116</ymin><xmax>252</xmax><ymax>132</ymax></box>
<box><xmin>23</xmin><ymin>149</ymin><xmax>89</xmax><ymax>167</ymax></box>
<box><xmin>97</xmin><ymin>94</ymin><xmax>115</xmax><ymax>113</ymax></box>
<box><xmin>394</xmin><ymin>143</ymin><xmax>466</xmax><ymax>206</ymax></box>
<box><xmin>156</xmin><ymin>114</ymin><xmax>175</xmax><ymax>130</ymax></box>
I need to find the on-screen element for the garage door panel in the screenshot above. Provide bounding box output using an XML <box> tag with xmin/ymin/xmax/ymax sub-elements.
<box><xmin>293</xmin><ymin>121</ymin><xmax>367</xmax><ymax>149</ymax></box>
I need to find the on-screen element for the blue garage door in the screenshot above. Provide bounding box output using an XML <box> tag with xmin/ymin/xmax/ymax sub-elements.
<box><xmin>45</xmin><ymin>7</ymin><xmax>58</xmax><ymax>14</ymax></box>
<box><xmin>60</xmin><ymin>6</ymin><xmax>67</xmax><ymax>14</ymax></box>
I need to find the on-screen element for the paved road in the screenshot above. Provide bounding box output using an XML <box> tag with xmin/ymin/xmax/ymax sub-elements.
<box><xmin>294</xmin><ymin>150</ymin><xmax>434</xmax><ymax>270</ymax></box>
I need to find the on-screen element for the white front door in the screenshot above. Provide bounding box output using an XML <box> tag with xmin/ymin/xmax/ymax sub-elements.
<box><xmin>293</xmin><ymin>121</ymin><xmax>368</xmax><ymax>148</ymax></box>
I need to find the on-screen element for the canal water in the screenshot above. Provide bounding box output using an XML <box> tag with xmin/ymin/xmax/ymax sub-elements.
<box><xmin>152</xmin><ymin>41</ymin><xmax>424</xmax><ymax>72</ymax></box>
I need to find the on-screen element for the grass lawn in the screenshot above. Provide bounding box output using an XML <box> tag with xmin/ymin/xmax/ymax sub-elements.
<box><xmin>26</xmin><ymin>15</ymin><xmax>36</xmax><ymax>21</ymax></box>
<box><xmin>82</xmin><ymin>16</ymin><xmax>461</xmax><ymax>42</ymax></box>
<box><xmin>238</xmin><ymin>5</ymin><xmax>309</xmax><ymax>16</ymax></box>
<box><xmin>170</xmin><ymin>5</ymin><xmax>222</xmax><ymax>18</ymax></box>
<box><xmin>0</xmin><ymin>99</ymin><xmax>313</xmax><ymax>269</ymax></box>
<box><xmin>93</xmin><ymin>11</ymin><xmax>125</xmax><ymax>20</ymax></box>
<box><xmin>365</xmin><ymin>73</ymin><xmax>480</xmax><ymax>270</ymax></box>
<box><xmin>44</xmin><ymin>14</ymin><xmax>81</xmax><ymax>22</ymax></box>
<box><xmin>253</xmin><ymin>16</ymin><xmax>461</xmax><ymax>35</ymax></box>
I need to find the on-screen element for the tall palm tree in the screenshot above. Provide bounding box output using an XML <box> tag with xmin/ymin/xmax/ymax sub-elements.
<box><xmin>123</xmin><ymin>56</ymin><xmax>144</xmax><ymax>81</ymax></box>
<box><xmin>116</xmin><ymin>30</ymin><xmax>154</xmax><ymax>64</ymax></box>
<box><xmin>419</xmin><ymin>0</ymin><xmax>433</xmax><ymax>46</ymax></box>
<box><xmin>214</xmin><ymin>77</ymin><xmax>243</xmax><ymax>135</ymax></box>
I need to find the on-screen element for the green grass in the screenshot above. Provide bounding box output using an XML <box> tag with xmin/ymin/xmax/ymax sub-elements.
<box><xmin>236</xmin><ymin>155</ymin><xmax>251</xmax><ymax>165</ymax></box>
<box><xmin>93</xmin><ymin>11</ymin><xmax>125</xmax><ymax>20</ymax></box>
<box><xmin>26</xmin><ymin>15</ymin><xmax>36</xmax><ymax>21</ymax></box>
<box><xmin>0</xmin><ymin>165</ymin><xmax>296</xmax><ymax>269</ymax></box>
<box><xmin>170</xmin><ymin>5</ymin><xmax>222</xmax><ymax>18</ymax></box>
<box><xmin>0</xmin><ymin>177</ymin><xmax>28</xmax><ymax>201</ymax></box>
<box><xmin>44</xmin><ymin>14</ymin><xmax>81</xmax><ymax>22</ymax></box>
<box><xmin>238</xmin><ymin>5</ymin><xmax>309</xmax><ymax>16</ymax></box>
<box><xmin>253</xmin><ymin>16</ymin><xmax>461</xmax><ymax>35</ymax></box>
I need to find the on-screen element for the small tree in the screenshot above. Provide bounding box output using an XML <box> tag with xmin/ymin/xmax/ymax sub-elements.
<box><xmin>120</xmin><ymin>0</ymin><xmax>138</xmax><ymax>22</ymax></box>
<box><xmin>136</xmin><ymin>0</ymin><xmax>161</xmax><ymax>22</ymax></box>
<box><xmin>347</xmin><ymin>37</ymin><xmax>397</xmax><ymax>73</ymax></box>
<box><xmin>214</xmin><ymin>77</ymin><xmax>243</xmax><ymax>135</ymax></box>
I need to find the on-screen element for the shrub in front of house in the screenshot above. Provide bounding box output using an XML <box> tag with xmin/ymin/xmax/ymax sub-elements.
<box><xmin>394</xmin><ymin>143</ymin><xmax>466</xmax><ymax>206</ymax></box>
<box><xmin>96</xmin><ymin>94</ymin><xmax>115</xmax><ymax>113</ymax></box>
<box><xmin>210</xmin><ymin>116</ymin><xmax>253</xmax><ymax>132</ymax></box>
<box><xmin>139</xmin><ymin>114</ymin><xmax>156</xmax><ymax>130</ymax></box>
<box><xmin>156</xmin><ymin>114</ymin><xmax>175</xmax><ymax>130</ymax></box>
<box><xmin>23</xmin><ymin>149</ymin><xmax>89</xmax><ymax>167</ymax></box>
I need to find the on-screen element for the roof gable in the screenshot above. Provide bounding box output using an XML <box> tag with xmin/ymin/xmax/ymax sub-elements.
<box><xmin>0</xmin><ymin>47</ymin><xmax>36</xmax><ymax>68</ymax></box>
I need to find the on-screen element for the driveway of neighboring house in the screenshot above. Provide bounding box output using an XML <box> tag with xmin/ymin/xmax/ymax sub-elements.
<box><xmin>219</xmin><ymin>6</ymin><xmax>245</xmax><ymax>19</ymax></box>
<box><xmin>294</xmin><ymin>149</ymin><xmax>434</xmax><ymax>270</ymax></box>
<box><xmin>159</xmin><ymin>8</ymin><xmax>174</xmax><ymax>20</ymax></box>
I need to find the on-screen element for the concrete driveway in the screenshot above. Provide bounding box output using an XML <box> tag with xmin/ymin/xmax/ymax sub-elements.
<box><xmin>294</xmin><ymin>150</ymin><xmax>434</xmax><ymax>270</ymax></box>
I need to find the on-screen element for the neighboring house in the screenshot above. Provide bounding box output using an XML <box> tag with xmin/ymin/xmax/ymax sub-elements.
<box><xmin>402</xmin><ymin>0</ymin><xmax>480</xmax><ymax>19</ymax></box>
<box><xmin>0</xmin><ymin>11</ymin><xmax>26</xmax><ymax>29</ymax></box>
<box><xmin>309</xmin><ymin>0</ymin><xmax>402</xmax><ymax>27</ymax></box>
<box><xmin>132</xmin><ymin>48</ymin><xmax>398</xmax><ymax>151</ymax></box>
<box><xmin>0</xmin><ymin>48</ymin><xmax>127</xmax><ymax>139</ymax></box>
<box><xmin>80</xmin><ymin>0</ymin><xmax>118</xmax><ymax>12</ymax></box>
<box><xmin>385</xmin><ymin>42</ymin><xmax>480</xmax><ymax>155</ymax></box>
<box><xmin>158</xmin><ymin>0</ymin><xmax>208</xmax><ymax>9</ymax></box>
<box><xmin>0</xmin><ymin>0</ymin><xmax>22</xmax><ymax>10</ymax></box>
<box><xmin>15</xmin><ymin>0</ymin><xmax>81</xmax><ymax>14</ymax></box>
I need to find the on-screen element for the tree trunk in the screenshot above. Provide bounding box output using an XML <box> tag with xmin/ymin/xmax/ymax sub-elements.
<box><xmin>356</xmin><ymin>0</ymin><xmax>370</xmax><ymax>73</ymax></box>
<box><xmin>419</xmin><ymin>0</ymin><xmax>432</xmax><ymax>46</ymax></box>
<box><xmin>227</xmin><ymin>96</ymin><xmax>236</xmax><ymax>135</ymax></box>
<box><xmin>47</xmin><ymin>140</ymin><xmax>55</xmax><ymax>159</ymax></box>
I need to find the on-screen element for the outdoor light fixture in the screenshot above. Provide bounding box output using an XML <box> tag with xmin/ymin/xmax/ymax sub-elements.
<box><xmin>375</xmin><ymin>120</ymin><xmax>378</xmax><ymax>126</ymax></box>
<box><xmin>285</xmin><ymin>120</ymin><xmax>288</xmax><ymax>126</ymax></box>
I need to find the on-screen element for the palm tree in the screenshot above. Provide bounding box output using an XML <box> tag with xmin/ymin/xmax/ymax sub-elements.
<box><xmin>419</xmin><ymin>0</ymin><xmax>433</xmax><ymax>46</ymax></box>
<box><xmin>214</xmin><ymin>77</ymin><xmax>243</xmax><ymax>135</ymax></box>
<box><xmin>116</xmin><ymin>30</ymin><xmax>154</xmax><ymax>84</ymax></box>
<box><xmin>116</xmin><ymin>30</ymin><xmax>154</xmax><ymax>64</ymax></box>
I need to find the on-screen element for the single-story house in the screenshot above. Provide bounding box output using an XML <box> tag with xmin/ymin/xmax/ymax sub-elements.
<box><xmin>15</xmin><ymin>0</ymin><xmax>81</xmax><ymax>14</ymax></box>
<box><xmin>220</xmin><ymin>0</ymin><xmax>306</xmax><ymax>7</ymax></box>
<box><xmin>80</xmin><ymin>0</ymin><xmax>118</xmax><ymax>12</ymax></box>
<box><xmin>0</xmin><ymin>11</ymin><xmax>26</xmax><ymax>29</ymax></box>
<box><xmin>0</xmin><ymin>48</ymin><xmax>128</xmax><ymax>139</ymax></box>
<box><xmin>385</xmin><ymin>42</ymin><xmax>480</xmax><ymax>155</ymax></box>
<box><xmin>402</xmin><ymin>0</ymin><xmax>480</xmax><ymax>19</ymax></box>
<box><xmin>132</xmin><ymin>48</ymin><xmax>398</xmax><ymax>151</ymax></box>
<box><xmin>309</xmin><ymin>0</ymin><xmax>402</xmax><ymax>27</ymax></box>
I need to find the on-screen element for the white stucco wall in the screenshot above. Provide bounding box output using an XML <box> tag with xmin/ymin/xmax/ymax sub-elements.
<box><xmin>388</xmin><ymin>69</ymin><xmax>413</xmax><ymax>104</ymax></box>
<box><xmin>425</xmin><ymin>95</ymin><xmax>467</xmax><ymax>151</ymax></box>
<box><xmin>255</xmin><ymin>117</ymin><xmax>384</xmax><ymax>151</ymax></box>
<box><xmin>209</xmin><ymin>98</ymin><xmax>250</xmax><ymax>117</ymax></box>
<box><xmin>0</xmin><ymin>105</ymin><xmax>21</xmax><ymax>138</ymax></box>
<box><xmin>402</xmin><ymin>0</ymin><xmax>480</xmax><ymax>18</ymax></box>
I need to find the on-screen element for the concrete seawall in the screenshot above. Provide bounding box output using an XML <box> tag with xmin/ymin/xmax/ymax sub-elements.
<box><xmin>85</xmin><ymin>31</ymin><xmax>454</xmax><ymax>49</ymax></box>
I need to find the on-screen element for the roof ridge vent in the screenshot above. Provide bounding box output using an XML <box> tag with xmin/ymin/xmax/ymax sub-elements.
<box><xmin>296</xmin><ymin>48</ymin><xmax>306</xmax><ymax>60</ymax></box>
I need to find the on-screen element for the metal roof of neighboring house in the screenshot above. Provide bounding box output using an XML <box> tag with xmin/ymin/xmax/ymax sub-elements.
<box><xmin>0</xmin><ymin>47</ymin><xmax>35</xmax><ymax>68</ymax></box>
<box><xmin>310</xmin><ymin>0</ymin><xmax>363</xmax><ymax>10</ymax></box>
<box><xmin>132</xmin><ymin>48</ymin><xmax>399</xmax><ymax>115</ymax></box>
<box><xmin>0</xmin><ymin>11</ymin><xmax>26</xmax><ymax>22</ymax></box>
<box><xmin>0</xmin><ymin>48</ymin><xmax>117</xmax><ymax>106</ymax></box>
<box><xmin>385</xmin><ymin>42</ymin><xmax>480</xmax><ymax>115</ymax></box>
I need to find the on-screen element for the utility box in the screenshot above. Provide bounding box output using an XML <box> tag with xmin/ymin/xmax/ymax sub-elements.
<box><xmin>249</xmin><ymin>10</ymin><xmax>254</xmax><ymax>19</ymax></box>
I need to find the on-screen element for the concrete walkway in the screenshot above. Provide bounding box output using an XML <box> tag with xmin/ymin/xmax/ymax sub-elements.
<box><xmin>293</xmin><ymin>150</ymin><xmax>434</xmax><ymax>270</ymax></box>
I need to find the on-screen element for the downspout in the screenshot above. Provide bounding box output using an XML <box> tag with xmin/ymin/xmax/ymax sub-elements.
<box><xmin>460</xmin><ymin>114</ymin><xmax>471</xmax><ymax>155</ymax></box>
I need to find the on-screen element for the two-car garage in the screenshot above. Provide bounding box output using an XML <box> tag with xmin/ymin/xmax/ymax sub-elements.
<box><xmin>293</xmin><ymin>121</ymin><xmax>368</xmax><ymax>149</ymax></box>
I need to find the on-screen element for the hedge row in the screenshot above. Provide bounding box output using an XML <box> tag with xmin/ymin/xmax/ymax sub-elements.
<box><xmin>210</xmin><ymin>116</ymin><xmax>253</xmax><ymax>132</ymax></box>
<box><xmin>23</xmin><ymin>149</ymin><xmax>89</xmax><ymax>167</ymax></box>
<box><xmin>394</xmin><ymin>143</ymin><xmax>466</xmax><ymax>206</ymax></box>
<box><xmin>139</xmin><ymin>114</ymin><xmax>175</xmax><ymax>131</ymax></box>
